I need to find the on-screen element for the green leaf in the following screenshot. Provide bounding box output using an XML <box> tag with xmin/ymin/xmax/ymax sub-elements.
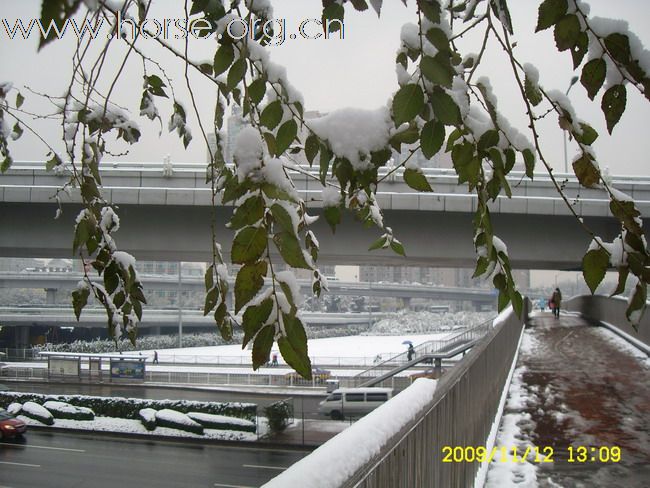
<box><xmin>478</xmin><ymin>130</ymin><xmax>499</xmax><ymax>151</ymax></box>
<box><xmin>276</xmin><ymin>119</ymin><xmax>297</xmax><ymax>155</ymax></box>
<box><xmin>572</xmin><ymin>154</ymin><xmax>600</xmax><ymax>188</ymax></box>
<box><xmin>73</xmin><ymin>216</ymin><xmax>95</xmax><ymax>254</ymax></box>
<box><xmin>260</xmin><ymin>100</ymin><xmax>283</xmax><ymax>130</ymax></box>
<box><xmin>324</xmin><ymin>206</ymin><xmax>341</xmax><ymax>233</ymax></box>
<box><xmin>213</xmin><ymin>43</ymin><xmax>235</xmax><ymax>77</ymax></box>
<box><xmin>368</xmin><ymin>235</ymin><xmax>388</xmax><ymax>251</ymax></box>
<box><xmin>46</xmin><ymin>153</ymin><xmax>63</xmax><ymax>171</ymax></box>
<box><xmin>235</xmin><ymin>261</ymin><xmax>267</xmax><ymax>313</ymax></box>
<box><xmin>430</xmin><ymin>88</ymin><xmax>462</xmax><ymax>126</ymax></box>
<box><xmin>571</xmin><ymin>32</ymin><xmax>588</xmax><ymax>68</ymax></box>
<box><xmin>536</xmin><ymin>0</ymin><xmax>568</xmax><ymax>32</ymax></box>
<box><xmin>227</xmin><ymin>58</ymin><xmax>247</xmax><ymax>90</ymax></box>
<box><xmin>242</xmin><ymin>298</ymin><xmax>273</xmax><ymax>348</ymax></box>
<box><xmin>319</xmin><ymin>145</ymin><xmax>332</xmax><ymax>185</ymax></box>
<box><xmin>522</xmin><ymin>148</ymin><xmax>535</xmax><ymax>178</ymax></box>
<box><xmin>1</xmin><ymin>156</ymin><xmax>12</xmax><ymax>173</ymax></box>
<box><xmin>610</xmin><ymin>199</ymin><xmax>642</xmax><ymax>236</ymax></box>
<box><xmin>204</xmin><ymin>286</ymin><xmax>219</xmax><ymax>315</ymax></box>
<box><xmin>554</xmin><ymin>14</ymin><xmax>581</xmax><ymax>52</ymax></box>
<box><xmin>625</xmin><ymin>281</ymin><xmax>646</xmax><ymax>327</ymax></box>
<box><xmin>322</xmin><ymin>2</ymin><xmax>345</xmax><ymax>33</ymax></box>
<box><xmin>204</xmin><ymin>264</ymin><xmax>214</xmax><ymax>291</ymax></box>
<box><xmin>511</xmin><ymin>289</ymin><xmax>524</xmax><ymax>318</ymax></box>
<box><xmin>610</xmin><ymin>266</ymin><xmax>629</xmax><ymax>297</ymax></box>
<box><xmin>419</xmin><ymin>0</ymin><xmax>441</xmax><ymax>23</ymax></box>
<box><xmin>263</xmin><ymin>132</ymin><xmax>278</xmax><ymax>157</ymax></box>
<box><xmin>574</xmin><ymin>123</ymin><xmax>598</xmax><ymax>146</ymax></box>
<box><xmin>270</xmin><ymin>203</ymin><xmax>295</xmax><ymax>233</ymax></box>
<box><xmin>389</xmin><ymin>126</ymin><xmax>419</xmax><ymax>151</ymax></box>
<box><xmin>229</xmin><ymin>195</ymin><xmax>265</xmax><ymax>230</ymax></box>
<box><xmin>16</xmin><ymin>92</ymin><xmax>24</xmax><ymax>109</ymax></box>
<box><xmin>72</xmin><ymin>286</ymin><xmax>89</xmax><ymax>320</ymax></box>
<box><xmin>604</xmin><ymin>33</ymin><xmax>631</xmax><ymax>65</ymax></box>
<box><xmin>425</xmin><ymin>28</ymin><xmax>450</xmax><ymax>53</ymax></box>
<box><xmin>231</xmin><ymin>226</ymin><xmax>267</xmax><ymax>265</ymax></box>
<box><xmin>273</xmin><ymin>231</ymin><xmax>311</xmax><ymax>269</ymax></box>
<box><xmin>38</xmin><ymin>0</ymin><xmax>83</xmax><ymax>50</ymax></box>
<box><xmin>420</xmin><ymin>55</ymin><xmax>454</xmax><ymax>88</ymax></box>
<box><xmin>392</xmin><ymin>84</ymin><xmax>425</xmax><ymax>126</ymax></box>
<box><xmin>390</xmin><ymin>239</ymin><xmax>406</xmax><ymax>257</ymax></box>
<box><xmin>248</xmin><ymin>77</ymin><xmax>266</xmax><ymax>105</ymax></box>
<box><xmin>524</xmin><ymin>76</ymin><xmax>543</xmax><ymax>106</ymax></box>
<box><xmin>404</xmin><ymin>168</ymin><xmax>433</xmax><ymax>192</ymax></box>
<box><xmin>580</xmin><ymin>58</ymin><xmax>606</xmax><ymax>100</ymax></box>
<box><xmin>252</xmin><ymin>324</ymin><xmax>275</xmax><ymax>370</ymax></box>
<box><xmin>278</xmin><ymin>321</ymin><xmax>311</xmax><ymax>379</ymax></box>
<box><xmin>420</xmin><ymin>120</ymin><xmax>445</xmax><ymax>159</ymax></box>
<box><xmin>504</xmin><ymin>148</ymin><xmax>516</xmax><ymax>173</ymax></box>
<box><xmin>262</xmin><ymin>182</ymin><xmax>296</xmax><ymax>202</ymax></box>
<box><xmin>601</xmin><ymin>84</ymin><xmax>626</xmax><ymax>134</ymax></box>
<box><xmin>582</xmin><ymin>248</ymin><xmax>609</xmax><ymax>294</ymax></box>
<box><xmin>305</xmin><ymin>133</ymin><xmax>319</xmax><ymax>166</ymax></box>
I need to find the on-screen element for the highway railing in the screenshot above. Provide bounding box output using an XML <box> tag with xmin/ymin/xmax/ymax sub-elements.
<box><xmin>263</xmin><ymin>301</ymin><xmax>529</xmax><ymax>488</ymax></box>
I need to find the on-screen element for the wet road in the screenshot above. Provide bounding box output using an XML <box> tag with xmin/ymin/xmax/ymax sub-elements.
<box><xmin>0</xmin><ymin>430</ymin><xmax>309</xmax><ymax>488</ymax></box>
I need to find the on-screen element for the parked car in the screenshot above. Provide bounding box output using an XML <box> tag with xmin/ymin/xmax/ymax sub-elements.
<box><xmin>285</xmin><ymin>367</ymin><xmax>331</xmax><ymax>384</ymax></box>
<box><xmin>318</xmin><ymin>387</ymin><xmax>393</xmax><ymax>420</ymax></box>
<box><xmin>0</xmin><ymin>408</ymin><xmax>27</xmax><ymax>440</ymax></box>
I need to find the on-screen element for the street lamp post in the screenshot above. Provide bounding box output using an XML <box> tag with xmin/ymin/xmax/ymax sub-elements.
<box><xmin>563</xmin><ymin>76</ymin><xmax>580</xmax><ymax>173</ymax></box>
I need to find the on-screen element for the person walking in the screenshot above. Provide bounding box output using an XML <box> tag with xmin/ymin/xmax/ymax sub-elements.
<box><xmin>407</xmin><ymin>344</ymin><xmax>415</xmax><ymax>361</ymax></box>
<box><xmin>551</xmin><ymin>288</ymin><xmax>562</xmax><ymax>318</ymax></box>
<box><xmin>153</xmin><ymin>351</ymin><xmax>159</xmax><ymax>364</ymax></box>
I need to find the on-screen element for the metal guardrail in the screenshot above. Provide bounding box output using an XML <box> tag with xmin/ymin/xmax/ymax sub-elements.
<box><xmin>345</xmin><ymin>303</ymin><xmax>527</xmax><ymax>488</ymax></box>
<box><xmin>263</xmin><ymin>302</ymin><xmax>529</xmax><ymax>487</ymax></box>
<box><xmin>346</xmin><ymin>320</ymin><xmax>492</xmax><ymax>387</ymax></box>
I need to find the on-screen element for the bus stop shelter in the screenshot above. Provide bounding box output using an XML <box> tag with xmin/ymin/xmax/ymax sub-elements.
<box><xmin>38</xmin><ymin>351</ymin><xmax>148</xmax><ymax>382</ymax></box>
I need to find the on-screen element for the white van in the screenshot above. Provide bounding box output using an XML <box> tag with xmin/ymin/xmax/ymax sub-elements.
<box><xmin>318</xmin><ymin>387</ymin><xmax>393</xmax><ymax>420</ymax></box>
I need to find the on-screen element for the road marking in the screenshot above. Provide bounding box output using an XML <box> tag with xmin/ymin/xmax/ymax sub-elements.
<box><xmin>242</xmin><ymin>464</ymin><xmax>288</xmax><ymax>470</ymax></box>
<box><xmin>0</xmin><ymin>461</ymin><xmax>41</xmax><ymax>468</ymax></box>
<box><xmin>1</xmin><ymin>443</ymin><xmax>85</xmax><ymax>453</ymax></box>
<box><xmin>213</xmin><ymin>484</ymin><xmax>255</xmax><ymax>488</ymax></box>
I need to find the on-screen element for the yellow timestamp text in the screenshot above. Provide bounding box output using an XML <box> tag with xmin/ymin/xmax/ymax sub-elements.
<box><xmin>441</xmin><ymin>445</ymin><xmax>621</xmax><ymax>464</ymax></box>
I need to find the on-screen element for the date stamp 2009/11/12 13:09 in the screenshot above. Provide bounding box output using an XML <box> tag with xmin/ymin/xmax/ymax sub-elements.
<box><xmin>441</xmin><ymin>445</ymin><xmax>622</xmax><ymax>464</ymax></box>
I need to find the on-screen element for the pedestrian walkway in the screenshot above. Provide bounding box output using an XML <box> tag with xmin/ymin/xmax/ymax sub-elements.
<box><xmin>486</xmin><ymin>311</ymin><xmax>650</xmax><ymax>487</ymax></box>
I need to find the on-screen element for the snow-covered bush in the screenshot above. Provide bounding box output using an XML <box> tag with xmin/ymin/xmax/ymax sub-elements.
<box><xmin>264</xmin><ymin>400</ymin><xmax>292</xmax><ymax>434</ymax></box>
<box><xmin>21</xmin><ymin>401</ymin><xmax>54</xmax><ymax>425</ymax></box>
<box><xmin>187</xmin><ymin>412</ymin><xmax>256</xmax><ymax>433</ymax></box>
<box><xmin>155</xmin><ymin>409</ymin><xmax>203</xmax><ymax>435</ymax></box>
<box><xmin>0</xmin><ymin>392</ymin><xmax>256</xmax><ymax>423</ymax></box>
<box><xmin>368</xmin><ymin>311</ymin><xmax>494</xmax><ymax>335</ymax></box>
<box><xmin>43</xmin><ymin>401</ymin><xmax>94</xmax><ymax>421</ymax></box>
<box><xmin>138</xmin><ymin>408</ymin><xmax>157</xmax><ymax>431</ymax></box>
<box><xmin>7</xmin><ymin>402</ymin><xmax>22</xmax><ymax>415</ymax></box>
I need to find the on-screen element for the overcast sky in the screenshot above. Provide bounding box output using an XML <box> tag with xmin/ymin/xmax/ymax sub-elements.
<box><xmin>1</xmin><ymin>1</ymin><xmax>648</xmax><ymax>175</ymax></box>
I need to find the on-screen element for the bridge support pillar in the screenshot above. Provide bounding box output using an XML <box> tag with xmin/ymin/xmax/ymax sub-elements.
<box><xmin>434</xmin><ymin>357</ymin><xmax>442</xmax><ymax>377</ymax></box>
<box><xmin>45</xmin><ymin>288</ymin><xmax>58</xmax><ymax>304</ymax></box>
<box><xmin>15</xmin><ymin>326</ymin><xmax>30</xmax><ymax>348</ymax></box>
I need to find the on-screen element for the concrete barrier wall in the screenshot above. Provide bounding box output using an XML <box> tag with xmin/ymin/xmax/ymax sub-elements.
<box><xmin>565</xmin><ymin>295</ymin><xmax>650</xmax><ymax>351</ymax></box>
<box><xmin>263</xmin><ymin>301</ymin><xmax>528</xmax><ymax>488</ymax></box>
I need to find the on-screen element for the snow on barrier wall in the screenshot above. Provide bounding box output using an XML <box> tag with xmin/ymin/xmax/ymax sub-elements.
<box><xmin>262</xmin><ymin>301</ymin><xmax>529</xmax><ymax>488</ymax></box>
<box><xmin>565</xmin><ymin>295</ymin><xmax>650</xmax><ymax>353</ymax></box>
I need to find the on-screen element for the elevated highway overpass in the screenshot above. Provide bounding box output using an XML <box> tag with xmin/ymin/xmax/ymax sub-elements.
<box><xmin>0</xmin><ymin>271</ymin><xmax>496</xmax><ymax>304</ymax></box>
<box><xmin>2</xmin><ymin>162</ymin><xmax>648</xmax><ymax>269</ymax></box>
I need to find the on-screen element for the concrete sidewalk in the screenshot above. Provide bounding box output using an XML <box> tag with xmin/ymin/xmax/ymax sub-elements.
<box><xmin>487</xmin><ymin>311</ymin><xmax>650</xmax><ymax>487</ymax></box>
